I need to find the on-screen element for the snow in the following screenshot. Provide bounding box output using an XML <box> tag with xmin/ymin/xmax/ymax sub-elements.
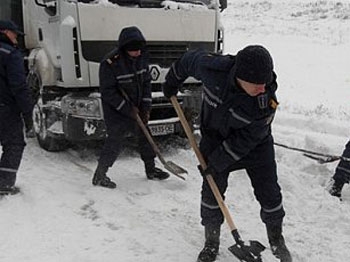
<box><xmin>89</xmin><ymin>0</ymin><xmax>212</xmax><ymax>10</ymax></box>
<box><xmin>87</xmin><ymin>0</ymin><xmax>122</xmax><ymax>8</ymax></box>
<box><xmin>162</xmin><ymin>1</ymin><xmax>210</xmax><ymax>11</ymax></box>
<box><xmin>1</xmin><ymin>0</ymin><xmax>350</xmax><ymax>261</ymax></box>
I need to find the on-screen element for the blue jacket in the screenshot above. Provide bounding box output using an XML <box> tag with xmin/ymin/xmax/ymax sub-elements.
<box><xmin>99</xmin><ymin>26</ymin><xmax>151</xmax><ymax>125</ymax></box>
<box><xmin>165</xmin><ymin>49</ymin><xmax>278</xmax><ymax>173</ymax></box>
<box><xmin>0</xmin><ymin>34</ymin><xmax>33</xmax><ymax>118</ymax></box>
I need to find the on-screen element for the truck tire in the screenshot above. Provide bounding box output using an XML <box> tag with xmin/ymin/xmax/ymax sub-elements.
<box><xmin>33</xmin><ymin>98</ymin><xmax>69</xmax><ymax>152</ymax></box>
<box><xmin>26</xmin><ymin>70</ymin><xmax>41</xmax><ymax>104</ymax></box>
<box><xmin>28</xmin><ymin>70</ymin><xmax>69</xmax><ymax>152</ymax></box>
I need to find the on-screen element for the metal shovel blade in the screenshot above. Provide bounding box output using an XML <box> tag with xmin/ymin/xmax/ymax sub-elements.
<box><xmin>228</xmin><ymin>240</ymin><xmax>266</xmax><ymax>262</ymax></box>
<box><xmin>164</xmin><ymin>161</ymin><xmax>188</xmax><ymax>180</ymax></box>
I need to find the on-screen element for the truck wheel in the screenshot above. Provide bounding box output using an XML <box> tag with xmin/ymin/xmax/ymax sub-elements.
<box><xmin>26</xmin><ymin>70</ymin><xmax>41</xmax><ymax>103</ymax></box>
<box><xmin>33</xmin><ymin>98</ymin><xmax>69</xmax><ymax>152</ymax></box>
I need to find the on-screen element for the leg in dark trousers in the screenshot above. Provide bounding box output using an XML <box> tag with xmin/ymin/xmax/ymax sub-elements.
<box><xmin>334</xmin><ymin>140</ymin><xmax>350</xmax><ymax>184</ymax></box>
<box><xmin>0</xmin><ymin>109</ymin><xmax>25</xmax><ymax>189</ymax></box>
<box><xmin>137</xmin><ymin>126</ymin><xmax>169</xmax><ymax>180</ymax></box>
<box><xmin>246</xmin><ymin>160</ymin><xmax>285</xmax><ymax>225</ymax></box>
<box><xmin>328</xmin><ymin>140</ymin><xmax>350</xmax><ymax>197</ymax></box>
<box><xmin>92</xmin><ymin>123</ymin><xmax>130</xmax><ymax>188</ymax></box>
<box><xmin>137</xmin><ymin>125</ymin><xmax>156</xmax><ymax>168</ymax></box>
<box><xmin>200</xmin><ymin>171</ymin><xmax>230</xmax><ymax>226</ymax></box>
<box><xmin>198</xmin><ymin>171</ymin><xmax>229</xmax><ymax>262</ymax></box>
<box><xmin>244</xmin><ymin>142</ymin><xmax>291</xmax><ymax>261</ymax></box>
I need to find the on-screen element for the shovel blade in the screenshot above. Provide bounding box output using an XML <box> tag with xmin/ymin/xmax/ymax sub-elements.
<box><xmin>228</xmin><ymin>240</ymin><xmax>265</xmax><ymax>262</ymax></box>
<box><xmin>164</xmin><ymin>161</ymin><xmax>187</xmax><ymax>180</ymax></box>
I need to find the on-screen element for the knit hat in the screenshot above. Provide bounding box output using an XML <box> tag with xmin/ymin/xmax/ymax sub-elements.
<box><xmin>234</xmin><ymin>45</ymin><xmax>273</xmax><ymax>84</ymax></box>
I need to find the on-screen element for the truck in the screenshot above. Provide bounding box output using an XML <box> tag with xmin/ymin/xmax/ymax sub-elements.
<box><xmin>0</xmin><ymin>0</ymin><xmax>225</xmax><ymax>151</ymax></box>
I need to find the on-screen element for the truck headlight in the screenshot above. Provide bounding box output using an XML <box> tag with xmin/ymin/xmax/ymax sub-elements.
<box><xmin>61</xmin><ymin>96</ymin><xmax>102</xmax><ymax>119</ymax></box>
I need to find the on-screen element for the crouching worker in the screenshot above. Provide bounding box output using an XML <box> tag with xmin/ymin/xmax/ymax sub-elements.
<box><xmin>163</xmin><ymin>46</ymin><xmax>292</xmax><ymax>262</ymax></box>
<box><xmin>92</xmin><ymin>26</ymin><xmax>169</xmax><ymax>189</ymax></box>
<box><xmin>327</xmin><ymin>139</ymin><xmax>350</xmax><ymax>199</ymax></box>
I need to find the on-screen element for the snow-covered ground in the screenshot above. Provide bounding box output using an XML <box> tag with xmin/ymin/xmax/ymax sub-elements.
<box><xmin>1</xmin><ymin>0</ymin><xmax>350</xmax><ymax>261</ymax></box>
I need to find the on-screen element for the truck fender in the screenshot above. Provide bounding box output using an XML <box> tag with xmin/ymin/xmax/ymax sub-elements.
<box><xmin>27</xmin><ymin>48</ymin><xmax>56</xmax><ymax>87</ymax></box>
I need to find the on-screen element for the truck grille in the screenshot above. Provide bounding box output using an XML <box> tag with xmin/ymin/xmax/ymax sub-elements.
<box><xmin>81</xmin><ymin>41</ymin><xmax>215</xmax><ymax>65</ymax></box>
<box><xmin>150</xmin><ymin>96</ymin><xmax>182</xmax><ymax>120</ymax></box>
<box><xmin>147</xmin><ymin>44</ymin><xmax>188</xmax><ymax>68</ymax></box>
<box><xmin>147</xmin><ymin>42</ymin><xmax>215</xmax><ymax>67</ymax></box>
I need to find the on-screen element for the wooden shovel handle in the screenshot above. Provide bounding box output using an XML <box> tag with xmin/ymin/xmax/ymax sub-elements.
<box><xmin>119</xmin><ymin>89</ymin><xmax>186</xmax><ymax>179</ymax></box>
<box><xmin>120</xmin><ymin>89</ymin><xmax>163</xmax><ymax>161</ymax></box>
<box><xmin>135</xmin><ymin>114</ymin><xmax>164</xmax><ymax>162</ymax></box>
<box><xmin>170</xmin><ymin>96</ymin><xmax>238</xmax><ymax>232</ymax></box>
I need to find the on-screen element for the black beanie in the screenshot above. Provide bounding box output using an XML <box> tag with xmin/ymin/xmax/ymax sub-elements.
<box><xmin>235</xmin><ymin>45</ymin><xmax>273</xmax><ymax>84</ymax></box>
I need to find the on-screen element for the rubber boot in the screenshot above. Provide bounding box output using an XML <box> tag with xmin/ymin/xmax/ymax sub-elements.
<box><xmin>145</xmin><ymin>162</ymin><xmax>170</xmax><ymax>180</ymax></box>
<box><xmin>197</xmin><ymin>225</ymin><xmax>220</xmax><ymax>262</ymax></box>
<box><xmin>266</xmin><ymin>223</ymin><xmax>292</xmax><ymax>262</ymax></box>
<box><xmin>92</xmin><ymin>164</ymin><xmax>116</xmax><ymax>189</ymax></box>
<box><xmin>326</xmin><ymin>178</ymin><xmax>344</xmax><ymax>199</ymax></box>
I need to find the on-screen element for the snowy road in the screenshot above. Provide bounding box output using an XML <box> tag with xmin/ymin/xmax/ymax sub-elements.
<box><xmin>1</xmin><ymin>1</ymin><xmax>350</xmax><ymax>262</ymax></box>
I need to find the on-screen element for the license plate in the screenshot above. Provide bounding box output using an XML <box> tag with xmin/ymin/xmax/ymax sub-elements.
<box><xmin>149</xmin><ymin>123</ymin><xmax>175</xmax><ymax>136</ymax></box>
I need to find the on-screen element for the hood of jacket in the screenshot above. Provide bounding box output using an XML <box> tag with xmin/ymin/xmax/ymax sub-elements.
<box><xmin>117</xmin><ymin>26</ymin><xmax>146</xmax><ymax>52</ymax></box>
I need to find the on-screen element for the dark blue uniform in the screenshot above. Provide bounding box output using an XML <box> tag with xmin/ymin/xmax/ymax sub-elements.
<box><xmin>333</xmin><ymin>140</ymin><xmax>350</xmax><ymax>184</ymax></box>
<box><xmin>165</xmin><ymin>49</ymin><xmax>285</xmax><ymax>227</ymax></box>
<box><xmin>0</xmin><ymin>34</ymin><xmax>33</xmax><ymax>188</ymax></box>
<box><xmin>327</xmin><ymin>140</ymin><xmax>350</xmax><ymax>198</ymax></box>
<box><xmin>97</xmin><ymin>26</ymin><xmax>155</xmax><ymax>171</ymax></box>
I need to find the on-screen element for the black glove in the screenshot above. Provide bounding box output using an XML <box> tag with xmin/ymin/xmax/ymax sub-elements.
<box><xmin>197</xmin><ymin>165</ymin><xmax>216</xmax><ymax>178</ymax></box>
<box><xmin>139</xmin><ymin>110</ymin><xmax>150</xmax><ymax>124</ymax></box>
<box><xmin>162</xmin><ymin>82</ymin><xmax>178</xmax><ymax>99</ymax></box>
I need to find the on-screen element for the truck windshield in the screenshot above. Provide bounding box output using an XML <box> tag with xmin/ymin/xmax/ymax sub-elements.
<box><xmin>77</xmin><ymin>0</ymin><xmax>212</xmax><ymax>8</ymax></box>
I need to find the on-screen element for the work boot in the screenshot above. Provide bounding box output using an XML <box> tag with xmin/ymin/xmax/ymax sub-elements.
<box><xmin>92</xmin><ymin>165</ymin><xmax>116</xmax><ymax>189</ymax></box>
<box><xmin>197</xmin><ymin>225</ymin><xmax>220</xmax><ymax>262</ymax></box>
<box><xmin>266</xmin><ymin>223</ymin><xmax>292</xmax><ymax>262</ymax></box>
<box><xmin>145</xmin><ymin>167</ymin><xmax>170</xmax><ymax>180</ymax></box>
<box><xmin>0</xmin><ymin>186</ymin><xmax>20</xmax><ymax>196</ymax></box>
<box><xmin>326</xmin><ymin>178</ymin><xmax>344</xmax><ymax>198</ymax></box>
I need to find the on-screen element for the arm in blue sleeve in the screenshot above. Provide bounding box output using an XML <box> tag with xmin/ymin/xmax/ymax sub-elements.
<box><xmin>140</xmin><ymin>67</ymin><xmax>152</xmax><ymax>112</ymax></box>
<box><xmin>7</xmin><ymin>51</ymin><xmax>33</xmax><ymax>116</ymax></box>
<box><xmin>166</xmin><ymin>49</ymin><xmax>208</xmax><ymax>85</ymax></box>
<box><xmin>99</xmin><ymin>62</ymin><xmax>133</xmax><ymax>117</ymax></box>
<box><xmin>208</xmin><ymin>117</ymin><xmax>272</xmax><ymax>173</ymax></box>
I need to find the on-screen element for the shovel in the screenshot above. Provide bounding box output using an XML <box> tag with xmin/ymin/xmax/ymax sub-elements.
<box><xmin>135</xmin><ymin>113</ymin><xmax>187</xmax><ymax>180</ymax></box>
<box><xmin>170</xmin><ymin>96</ymin><xmax>265</xmax><ymax>261</ymax></box>
<box><xmin>120</xmin><ymin>90</ymin><xmax>187</xmax><ymax>180</ymax></box>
